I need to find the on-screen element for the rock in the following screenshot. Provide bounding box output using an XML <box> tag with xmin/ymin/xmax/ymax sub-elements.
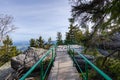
<box><xmin>11</xmin><ymin>47</ymin><xmax>47</xmax><ymax>71</ymax></box>
<box><xmin>0</xmin><ymin>62</ymin><xmax>15</xmax><ymax>80</ymax></box>
<box><xmin>74</xmin><ymin>54</ymin><xmax>94</xmax><ymax>60</ymax></box>
<box><xmin>74</xmin><ymin>54</ymin><xmax>94</xmax><ymax>72</ymax></box>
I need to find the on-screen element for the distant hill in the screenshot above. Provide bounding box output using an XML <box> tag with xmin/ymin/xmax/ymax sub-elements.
<box><xmin>45</xmin><ymin>41</ymin><xmax>57</xmax><ymax>45</ymax></box>
<box><xmin>13</xmin><ymin>41</ymin><xmax>29</xmax><ymax>51</ymax></box>
<box><xmin>13</xmin><ymin>40</ymin><xmax>57</xmax><ymax>52</ymax></box>
<box><xmin>51</xmin><ymin>41</ymin><xmax>57</xmax><ymax>44</ymax></box>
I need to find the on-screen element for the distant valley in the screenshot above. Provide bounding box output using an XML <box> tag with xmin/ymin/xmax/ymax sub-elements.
<box><xmin>13</xmin><ymin>41</ymin><xmax>29</xmax><ymax>52</ymax></box>
<box><xmin>13</xmin><ymin>41</ymin><xmax>57</xmax><ymax>52</ymax></box>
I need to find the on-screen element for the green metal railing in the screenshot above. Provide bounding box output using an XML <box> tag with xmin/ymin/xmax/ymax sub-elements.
<box><xmin>19</xmin><ymin>45</ymin><xmax>57</xmax><ymax>80</ymax></box>
<box><xmin>67</xmin><ymin>45</ymin><xmax>112</xmax><ymax>80</ymax></box>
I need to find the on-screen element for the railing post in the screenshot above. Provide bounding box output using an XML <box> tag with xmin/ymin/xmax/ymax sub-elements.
<box><xmin>67</xmin><ymin>45</ymin><xmax>68</xmax><ymax>52</ymax></box>
<box><xmin>73</xmin><ymin>49</ymin><xmax>75</xmax><ymax>58</ymax></box>
<box><xmin>52</xmin><ymin>48</ymin><xmax>55</xmax><ymax>67</ymax></box>
<box><xmin>85</xmin><ymin>61</ymin><xmax>88</xmax><ymax>80</ymax></box>
<box><xmin>40</xmin><ymin>62</ymin><xmax>44</xmax><ymax>80</ymax></box>
<box><xmin>55</xmin><ymin>45</ymin><xmax>57</xmax><ymax>57</ymax></box>
<box><xmin>69</xmin><ymin>45</ymin><xmax>70</xmax><ymax>51</ymax></box>
<box><xmin>73</xmin><ymin>49</ymin><xmax>76</xmax><ymax>67</ymax></box>
<box><xmin>52</xmin><ymin>48</ymin><xmax>53</xmax><ymax>59</ymax></box>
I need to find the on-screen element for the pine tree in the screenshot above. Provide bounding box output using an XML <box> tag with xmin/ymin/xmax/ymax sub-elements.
<box><xmin>0</xmin><ymin>35</ymin><xmax>20</xmax><ymax>66</ymax></box>
<box><xmin>30</xmin><ymin>38</ymin><xmax>36</xmax><ymax>47</ymax></box>
<box><xmin>38</xmin><ymin>36</ymin><xmax>44</xmax><ymax>48</ymax></box>
<box><xmin>71</xmin><ymin>0</ymin><xmax>120</xmax><ymax>44</ymax></box>
<box><xmin>48</xmin><ymin>37</ymin><xmax>52</xmax><ymax>45</ymax></box>
<box><xmin>65</xmin><ymin>18</ymin><xmax>81</xmax><ymax>44</ymax></box>
<box><xmin>56</xmin><ymin>32</ymin><xmax>63</xmax><ymax>45</ymax></box>
<box><xmin>2</xmin><ymin>35</ymin><xmax>13</xmax><ymax>55</ymax></box>
<box><xmin>45</xmin><ymin>37</ymin><xmax>52</xmax><ymax>49</ymax></box>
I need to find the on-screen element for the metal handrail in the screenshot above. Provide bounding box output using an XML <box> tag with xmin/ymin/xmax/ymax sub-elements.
<box><xmin>68</xmin><ymin>46</ymin><xmax>112</xmax><ymax>80</ymax></box>
<box><xmin>19</xmin><ymin>45</ymin><xmax>56</xmax><ymax>80</ymax></box>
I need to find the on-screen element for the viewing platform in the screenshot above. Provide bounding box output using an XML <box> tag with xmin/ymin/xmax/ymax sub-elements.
<box><xmin>9</xmin><ymin>45</ymin><xmax>111</xmax><ymax>80</ymax></box>
<box><xmin>48</xmin><ymin>46</ymin><xmax>80</xmax><ymax>80</ymax></box>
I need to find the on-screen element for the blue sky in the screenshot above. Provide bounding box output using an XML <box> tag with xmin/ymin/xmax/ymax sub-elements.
<box><xmin>0</xmin><ymin>0</ymin><xmax>71</xmax><ymax>42</ymax></box>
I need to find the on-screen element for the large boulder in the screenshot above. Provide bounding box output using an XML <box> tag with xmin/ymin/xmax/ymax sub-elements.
<box><xmin>11</xmin><ymin>47</ymin><xmax>47</xmax><ymax>71</ymax></box>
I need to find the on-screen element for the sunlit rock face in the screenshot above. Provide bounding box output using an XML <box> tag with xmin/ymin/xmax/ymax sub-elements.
<box><xmin>11</xmin><ymin>47</ymin><xmax>47</xmax><ymax>71</ymax></box>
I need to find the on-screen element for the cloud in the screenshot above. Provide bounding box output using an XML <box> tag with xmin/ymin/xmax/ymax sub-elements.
<box><xmin>0</xmin><ymin>0</ymin><xmax>71</xmax><ymax>41</ymax></box>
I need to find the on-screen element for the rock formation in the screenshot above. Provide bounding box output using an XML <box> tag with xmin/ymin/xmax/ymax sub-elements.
<box><xmin>11</xmin><ymin>47</ymin><xmax>47</xmax><ymax>71</ymax></box>
<box><xmin>74</xmin><ymin>54</ymin><xmax>94</xmax><ymax>71</ymax></box>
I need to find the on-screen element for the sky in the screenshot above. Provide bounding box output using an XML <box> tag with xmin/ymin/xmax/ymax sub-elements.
<box><xmin>0</xmin><ymin>0</ymin><xmax>71</xmax><ymax>42</ymax></box>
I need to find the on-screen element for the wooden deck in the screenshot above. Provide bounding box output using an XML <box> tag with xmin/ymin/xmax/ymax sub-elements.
<box><xmin>48</xmin><ymin>45</ymin><xmax>80</xmax><ymax>80</ymax></box>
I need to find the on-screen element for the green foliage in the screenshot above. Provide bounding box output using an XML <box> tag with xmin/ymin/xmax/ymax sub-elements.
<box><xmin>30</xmin><ymin>36</ymin><xmax>44</xmax><ymax>48</ymax></box>
<box><xmin>70</xmin><ymin>1</ymin><xmax>120</xmax><ymax>79</ymax></box>
<box><xmin>3</xmin><ymin>35</ymin><xmax>13</xmax><ymax>46</ymax></box>
<box><xmin>37</xmin><ymin>36</ymin><xmax>44</xmax><ymax>48</ymax></box>
<box><xmin>83</xmin><ymin>48</ymin><xmax>99</xmax><ymax>56</ymax></box>
<box><xmin>65</xmin><ymin>18</ymin><xmax>78</xmax><ymax>44</ymax></box>
<box><xmin>44</xmin><ymin>37</ymin><xmax>52</xmax><ymax>49</ymax></box>
<box><xmin>47</xmin><ymin>37</ymin><xmax>52</xmax><ymax>48</ymax></box>
<box><xmin>29</xmin><ymin>36</ymin><xmax>52</xmax><ymax>49</ymax></box>
<box><xmin>103</xmin><ymin>58</ymin><xmax>120</xmax><ymax>80</ymax></box>
<box><xmin>56</xmin><ymin>32</ymin><xmax>63</xmax><ymax>45</ymax></box>
<box><xmin>89</xmin><ymin>56</ymin><xmax>120</xmax><ymax>80</ymax></box>
<box><xmin>70</xmin><ymin>0</ymin><xmax>120</xmax><ymax>49</ymax></box>
<box><xmin>30</xmin><ymin>38</ymin><xmax>36</xmax><ymax>47</ymax></box>
<box><xmin>48</xmin><ymin>37</ymin><xmax>51</xmax><ymax>45</ymax></box>
<box><xmin>0</xmin><ymin>55</ymin><xmax>10</xmax><ymax>66</ymax></box>
<box><xmin>0</xmin><ymin>35</ymin><xmax>21</xmax><ymax>66</ymax></box>
<box><xmin>65</xmin><ymin>18</ymin><xmax>86</xmax><ymax>45</ymax></box>
<box><xmin>71</xmin><ymin>0</ymin><xmax>120</xmax><ymax>33</ymax></box>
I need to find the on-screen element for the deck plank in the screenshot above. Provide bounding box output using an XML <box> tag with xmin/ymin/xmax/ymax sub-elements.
<box><xmin>48</xmin><ymin>46</ymin><xmax>80</xmax><ymax>80</ymax></box>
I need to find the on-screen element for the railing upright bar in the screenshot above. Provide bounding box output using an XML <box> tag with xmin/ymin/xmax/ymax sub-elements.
<box><xmin>85</xmin><ymin>61</ymin><xmax>88</xmax><ymax>80</ymax></box>
<box><xmin>69</xmin><ymin>45</ymin><xmax>70</xmax><ymax>51</ymax></box>
<box><xmin>68</xmin><ymin>45</ymin><xmax>112</xmax><ymax>80</ymax></box>
<box><xmin>19</xmin><ymin>46</ymin><xmax>56</xmax><ymax>80</ymax></box>
<box><xmin>52</xmin><ymin>48</ymin><xmax>53</xmax><ymax>59</ymax></box>
<box><xmin>19</xmin><ymin>54</ymin><xmax>46</xmax><ymax>80</ymax></box>
<box><xmin>43</xmin><ymin>52</ymin><xmax>54</xmax><ymax>79</ymax></box>
<box><xmin>73</xmin><ymin>49</ymin><xmax>74</xmax><ymax>58</ymax></box>
<box><xmin>72</xmin><ymin>55</ymin><xmax>86</xmax><ymax>79</ymax></box>
<box><xmin>40</xmin><ymin>62</ymin><xmax>44</xmax><ymax>80</ymax></box>
<box><xmin>77</xmin><ymin>51</ymin><xmax>112</xmax><ymax>80</ymax></box>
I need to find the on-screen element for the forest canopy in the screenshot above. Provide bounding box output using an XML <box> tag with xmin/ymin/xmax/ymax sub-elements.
<box><xmin>71</xmin><ymin>0</ymin><xmax>120</xmax><ymax>34</ymax></box>
<box><xmin>70</xmin><ymin>0</ymin><xmax>120</xmax><ymax>53</ymax></box>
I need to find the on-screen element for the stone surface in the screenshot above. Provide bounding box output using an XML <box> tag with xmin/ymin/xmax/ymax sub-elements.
<box><xmin>0</xmin><ymin>62</ymin><xmax>14</xmax><ymax>80</ymax></box>
<box><xmin>74</xmin><ymin>54</ymin><xmax>94</xmax><ymax>60</ymax></box>
<box><xmin>74</xmin><ymin>54</ymin><xmax>94</xmax><ymax>71</ymax></box>
<box><xmin>69</xmin><ymin>45</ymin><xmax>95</xmax><ymax>71</ymax></box>
<box><xmin>11</xmin><ymin>47</ymin><xmax>47</xmax><ymax>71</ymax></box>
